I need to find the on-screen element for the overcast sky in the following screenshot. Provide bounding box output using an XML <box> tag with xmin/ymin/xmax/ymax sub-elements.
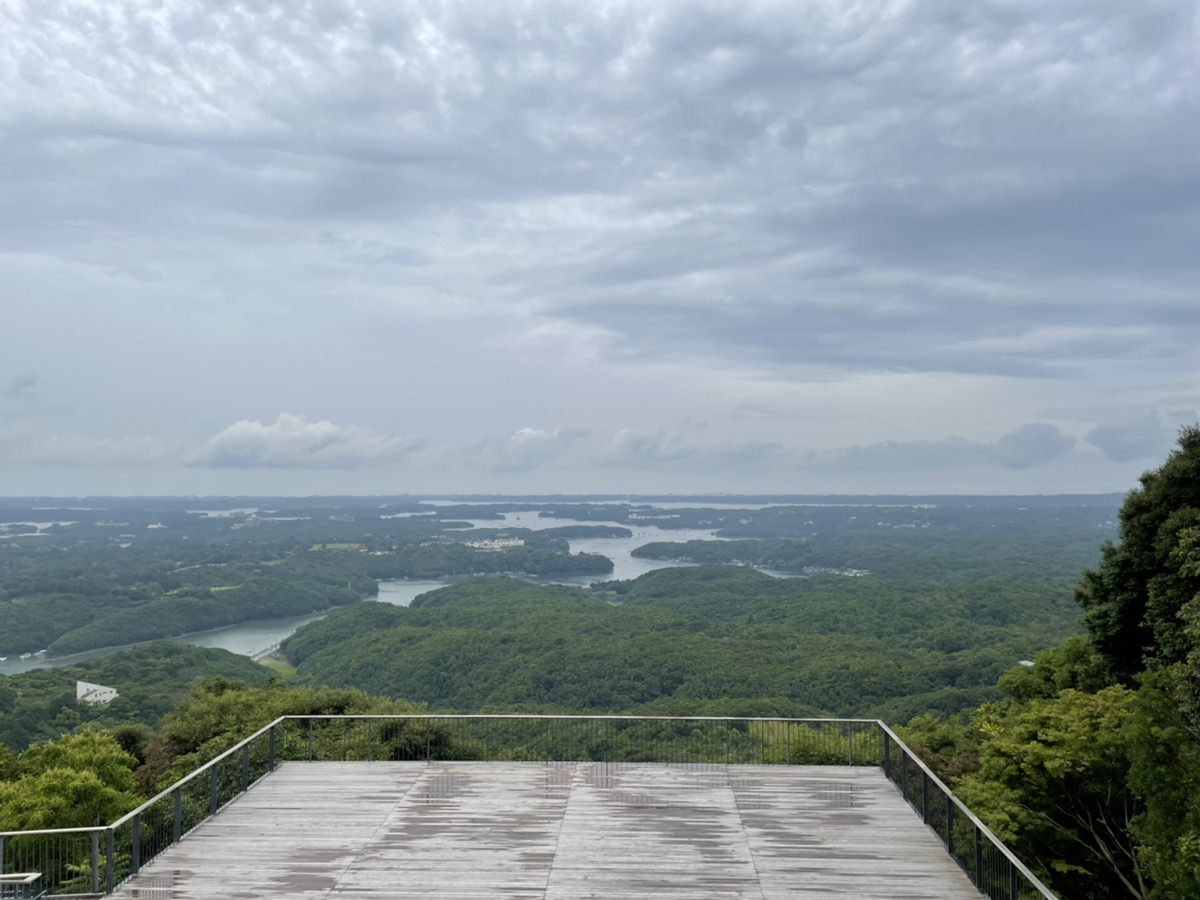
<box><xmin>2</xmin><ymin>0</ymin><xmax>1198</xmax><ymax>497</ymax></box>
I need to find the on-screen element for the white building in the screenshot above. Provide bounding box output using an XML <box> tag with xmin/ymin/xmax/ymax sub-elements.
<box><xmin>76</xmin><ymin>680</ymin><xmax>119</xmax><ymax>705</ymax></box>
<box><xmin>466</xmin><ymin>538</ymin><xmax>525</xmax><ymax>551</ymax></box>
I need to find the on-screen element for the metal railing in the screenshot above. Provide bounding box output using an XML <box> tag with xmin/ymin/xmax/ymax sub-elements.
<box><xmin>0</xmin><ymin>873</ymin><xmax>45</xmax><ymax>899</ymax></box>
<box><xmin>877</xmin><ymin>723</ymin><xmax>1054</xmax><ymax>900</ymax></box>
<box><xmin>0</xmin><ymin>716</ymin><xmax>1056</xmax><ymax>899</ymax></box>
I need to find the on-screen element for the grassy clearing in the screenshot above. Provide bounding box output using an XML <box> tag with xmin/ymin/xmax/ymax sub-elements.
<box><xmin>260</xmin><ymin>659</ymin><xmax>297</xmax><ymax>679</ymax></box>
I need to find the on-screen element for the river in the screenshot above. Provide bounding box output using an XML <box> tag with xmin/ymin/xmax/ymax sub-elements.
<box><xmin>0</xmin><ymin>512</ymin><xmax>735</xmax><ymax>676</ymax></box>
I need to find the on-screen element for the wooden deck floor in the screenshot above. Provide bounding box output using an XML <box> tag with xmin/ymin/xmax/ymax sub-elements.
<box><xmin>114</xmin><ymin>762</ymin><xmax>984</xmax><ymax>899</ymax></box>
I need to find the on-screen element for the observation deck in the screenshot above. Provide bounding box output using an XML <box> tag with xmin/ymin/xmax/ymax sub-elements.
<box><xmin>0</xmin><ymin>716</ymin><xmax>1055</xmax><ymax>900</ymax></box>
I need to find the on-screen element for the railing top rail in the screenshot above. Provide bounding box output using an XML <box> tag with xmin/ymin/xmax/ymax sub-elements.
<box><xmin>0</xmin><ymin>826</ymin><xmax>102</xmax><ymax>839</ymax></box>
<box><xmin>279</xmin><ymin>714</ymin><xmax>882</xmax><ymax>723</ymax></box>
<box><xmin>876</xmin><ymin>721</ymin><xmax>1056</xmax><ymax>899</ymax></box>
<box><xmin>107</xmin><ymin>717</ymin><xmax>281</xmax><ymax>830</ymax></box>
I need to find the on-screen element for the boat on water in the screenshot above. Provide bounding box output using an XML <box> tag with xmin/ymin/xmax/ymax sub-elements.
<box><xmin>19</xmin><ymin>653</ymin><xmax>32</xmax><ymax>659</ymax></box>
<box><xmin>0</xmin><ymin>656</ymin><xmax>7</xmax><ymax>661</ymax></box>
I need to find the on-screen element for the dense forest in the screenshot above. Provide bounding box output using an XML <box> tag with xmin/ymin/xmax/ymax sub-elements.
<box><xmin>0</xmin><ymin>512</ymin><xmax>613</xmax><ymax>656</ymax></box>
<box><xmin>278</xmin><ymin>568</ymin><xmax>1078</xmax><ymax>721</ymax></box>
<box><xmin>0</xmin><ymin>643</ymin><xmax>270</xmax><ymax>751</ymax></box>
<box><xmin>896</xmin><ymin>427</ymin><xmax>1200</xmax><ymax>900</ymax></box>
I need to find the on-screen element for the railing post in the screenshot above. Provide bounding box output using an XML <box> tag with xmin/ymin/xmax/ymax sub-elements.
<box><xmin>901</xmin><ymin>752</ymin><xmax>909</xmax><ymax>802</ymax></box>
<box><xmin>241</xmin><ymin>744</ymin><xmax>250</xmax><ymax>791</ymax></box>
<box><xmin>1011</xmin><ymin>859</ymin><xmax>1020</xmax><ymax>900</ymax></box>
<box><xmin>922</xmin><ymin>770</ymin><xmax>930</xmax><ymax>824</ymax></box>
<box><xmin>367</xmin><ymin>720</ymin><xmax>372</xmax><ymax>762</ymax></box>
<box><xmin>786</xmin><ymin>721</ymin><xmax>791</xmax><ymax>765</ymax></box>
<box><xmin>847</xmin><ymin>723</ymin><xmax>853</xmax><ymax>765</ymax></box>
<box><xmin>210</xmin><ymin>762</ymin><xmax>219</xmax><ymax>816</ymax></box>
<box><xmin>882</xmin><ymin>727</ymin><xmax>891</xmax><ymax>778</ymax></box>
<box><xmin>946</xmin><ymin>796</ymin><xmax>955</xmax><ymax>855</ymax></box>
<box><xmin>91</xmin><ymin>830</ymin><xmax>100</xmax><ymax>894</ymax></box>
<box><xmin>105</xmin><ymin>828</ymin><xmax>114</xmax><ymax>894</ymax></box>
<box><xmin>173</xmin><ymin>787</ymin><xmax>182</xmax><ymax>842</ymax></box>
<box><xmin>426</xmin><ymin>719</ymin><xmax>431</xmax><ymax>761</ymax></box>
<box><xmin>308</xmin><ymin>719</ymin><xmax>314</xmax><ymax>761</ymax></box>
<box><xmin>131</xmin><ymin>812</ymin><xmax>141</xmax><ymax>875</ymax></box>
<box><xmin>269</xmin><ymin>724</ymin><xmax>276</xmax><ymax>769</ymax></box>
<box><xmin>975</xmin><ymin>825</ymin><xmax>983</xmax><ymax>885</ymax></box>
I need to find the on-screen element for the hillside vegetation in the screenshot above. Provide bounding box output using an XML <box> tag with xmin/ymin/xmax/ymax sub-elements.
<box><xmin>281</xmin><ymin>565</ymin><xmax>1079</xmax><ymax>721</ymax></box>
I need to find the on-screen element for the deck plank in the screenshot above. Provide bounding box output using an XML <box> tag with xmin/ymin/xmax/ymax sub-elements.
<box><xmin>111</xmin><ymin>762</ymin><xmax>984</xmax><ymax>900</ymax></box>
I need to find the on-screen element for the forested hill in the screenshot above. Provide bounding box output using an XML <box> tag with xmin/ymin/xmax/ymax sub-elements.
<box><xmin>630</xmin><ymin>528</ymin><xmax>1105</xmax><ymax>582</ymax></box>
<box><xmin>0</xmin><ymin>643</ymin><xmax>269</xmax><ymax>750</ymax></box>
<box><xmin>0</xmin><ymin>513</ymin><xmax>613</xmax><ymax>657</ymax></box>
<box><xmin>897</xmin><ymin>426</ymin><xmax>1200</xmax><ymax>900</ymax></box>
<box><xmin>281</xmin><ymin>566</ymin><xmax>1080</xmax><ymax>721</ymax></box>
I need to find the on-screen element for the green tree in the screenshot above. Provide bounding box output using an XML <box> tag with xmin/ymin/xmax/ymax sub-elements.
<box><xmin>957</xmin><ymin>686</ymin><xmax>1147</xmax><ymax>900</ymax></box>
<box><xmin>1125</xmin><ymin>667</ymin><xmax>1200</xmax><ymax>900</ymax></box>
<box><xmin>0</xmin><ymin>768</ymin><xmax>137</xmax><ymax>829</ymax></box>
<box><xmin>17</xmin><ymin>730</ymin><xmax>137</xmax><ymax>794</ymax></box>
<box><xmin>0</xmin><ymin>731</ymin><xmax>139</xmax><ymax>830</ymax></box>
<box><xmin>1076</xmin><ymin>426</ymin><xmax>1200</xmax><ymax>680</ymax></box>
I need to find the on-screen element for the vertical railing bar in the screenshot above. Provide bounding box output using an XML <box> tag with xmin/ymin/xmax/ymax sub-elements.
<box><xmin>91</xmin><ymin>830</ymin><xmax>100</xmax><ymax>895</ymax></box>
<box><xmin>947</xmin><ymin>796</ymin><xmax>955</xmax><ymax>856</ymax></box>
<box><xmin>975</xmin><ymin>825</ymin><xmax>983</xmax><ymax>887</ymax></box>
<box><xmin>367</xmin><ymin>720</ymin><xmax>372</xmax><ymax>763</ymax></box>
<box><xmin>173</xmin><ymin>788</ymin><xmax>182</xmax><ymax>843</ymax></box>
<box><xmin>922</xmin><ymin>770</ymin><xmax>930</xmax><ymax>824</ymax></box>
<box><xmin>241</xmin><ymin>745</ymin><xmax>249</xmax><ymax>792</ymax></box>
<box><xmin>105</xmin><ymin>828</ymin><xmax>114</xmax><ymax>894</ymax></box>
<box><xmin>131</xmin><ymin>813</ymin><xmax>141</xmax><ymax>875</ymax></box>
<box><xmin>209</xmin><ymin>762</ymin><xmax>219</xmax><ymax>816</ymax></box>
<box><xmin>269</xmin><ymin>725</ymin><xmax>276</xmax><ymax>770</ymax></box>
<box><xmin>308</xmin><ymin>719</ymin><xmax>314</xmax><ymax>761</ymax></box>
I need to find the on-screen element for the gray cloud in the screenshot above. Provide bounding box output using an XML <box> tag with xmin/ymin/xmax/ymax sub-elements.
<box><xmin>1</xmin><ymin>1</ymin><xmax>1196</xmax><ymax>494</ymax></box>
<box><xmin>1087</xmin><ymin>416</ymin><xmax>1173</xmax><ymax>463</ymax></box>
<box><xmin>601</xmin><ymin>429</ymin><xmax>699</xmax><ymax>468</ymax></box>
<box><xmin>186</xmin><ymin>414</ymin><xmax>422</xmax><ymax>469</ymax></box>
<box><xmin>0</xmin><ymin>425</ymin><xmax>176</xmax><ymax>467</ymax></box>
<box><xmin>477</xmin><ymin>427</ymin><xmax>589</xmax><ymax>473</ymax></box>
<box><xmin>993</xmin><ymin>424</ymin><xmax>1078</xmax><ymax>470</ymax></box>
<box><xmin>2</xmin><ymin>373</ymin><xmax>38</xmax><ymax>401</ymax></box>
<box><xmin>824</xmin><ymin>424</ymin><xmax>1078</xmax><ymax>473</ymax></box>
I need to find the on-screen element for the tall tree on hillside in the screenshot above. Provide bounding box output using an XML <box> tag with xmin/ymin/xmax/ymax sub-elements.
<box><xmin>1075</xmin><ymin>425</ymin><xmax>1200</xmax><ymax>680</ymax></box>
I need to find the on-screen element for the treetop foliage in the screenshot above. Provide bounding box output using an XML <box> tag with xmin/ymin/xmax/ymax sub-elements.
<box><xmin>1076</xmin><ymin>425</ymin><xmax>1200</xmax><ymax>679</ymax></box>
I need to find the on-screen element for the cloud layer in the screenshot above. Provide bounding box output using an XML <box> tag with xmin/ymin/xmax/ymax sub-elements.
<box><xmin>187</xmin><ymin>414</ymin><xmax>421</xmax><ymax>469</ymax></box>
<box><xmin>1</xmin><ymin>1</ymin><xmax>1198</xmax><ymax>494</ymax></box>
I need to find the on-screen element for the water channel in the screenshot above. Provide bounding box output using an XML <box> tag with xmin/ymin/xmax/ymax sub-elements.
<box><xmin>0</xmin><ymin>511</ymin><xmax>745</xmax><ymax>676</ymax></box>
